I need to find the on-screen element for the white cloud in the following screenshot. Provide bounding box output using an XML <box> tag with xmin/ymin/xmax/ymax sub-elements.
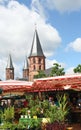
<box><xmin>34</xmin><ymin>0</ymin><xmax>81</xmax><ymax>13</ymax></box>
<box><xmin>0</xmin><ymin>59</ymin><xmax>6</xmax><ymax>80</ymax></box>
<box><xmin>46</xmin><ymin>59</ymin><xmax>65</xmax><ymax>69</ymax></box>
<box><xmin>66</xmin><ymin>38</ymin><xmax>81</xmax><ymax>52</ymax></box>
<box><xmin>0</xmin><ymin>0</ymin><xmax>61</xmax><ymax>80</ymax></box>
<box><xmin>39</xmin><ymin>24</ymin><xmax>61</xmax><ymax>57</ymax></box>
<box><xmin>65</xmin><ymin>67</ymin><xmax>74</xmax><ymax>75</ymax></box>
<box><xmin>46</xmin><ymin>59</ymin><xmax>57</xmax><ymax>69</ymax></box>
<box><xmin>31</xmin><ymin>0</ymin><xmax>46</xmax><ymax>19</ymax></box>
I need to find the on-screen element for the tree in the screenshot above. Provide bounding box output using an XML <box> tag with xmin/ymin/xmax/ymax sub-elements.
<box><xmin>50</xmin><ymin>63</ymin><xmax>65</xmax><ymax>76</ymax></box>
<box><xmin>34</xmin><ymin>70</ymin><xmax>46</xmax><ymax>79</ymax></box>
<box><xmin>73</xmin><ymin>64</ymin><xmax>81</xmax><ymax>73</ymax></box>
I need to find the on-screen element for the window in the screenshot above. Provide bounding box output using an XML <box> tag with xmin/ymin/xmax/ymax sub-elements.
<box><xmin>33</xmin><ymin>65</ymin><xmax>36</xmax><ymax>70</ymax></box>
<box><xmin>33</xmin><ymin>57</ymin><xmax>35</xmax><ymax>63</ymax></box>
<box><xmin>39</xmin><ymin>65</ymin><xmax>41</xmax><ymax>70</ymax></box>
<box><xmin>39</xmin><ymin>58</ymin><xmax>41</xmax><ymax>64</ymax></box>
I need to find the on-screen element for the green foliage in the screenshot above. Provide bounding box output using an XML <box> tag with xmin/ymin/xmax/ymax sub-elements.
<box><xmin>0</xmin><ymin>108</ymin><xmax>17</xmax><ymax>129</ymax></box>
<box><xmin>28</xmin><ymin>96</ymin><xmax>41</xmax><ymax>117</ymax></box>
<box><xmin>41</xmin><ymin>99</ymin><xmax>49</xmax><ymax>111</ymax></box>
<box><xmin>34</xmin><ymin>70</ymin><xmax>46</xmax><ymax>79</ymax></box>
<box><xmin>50</xmin><ymin>63</ymin><xmax>65</xmax><ymax>76</ymax></box>
<box><xmin>18</xmin><ymin>121</ymin><xmax>28</xmax><ymax>129</ymax></box>
<box><xmin>0</xmin><ymin>110</ymin><xmax>3</xmax><ymax>124</ymax></box>
<box><xmin>57</xmin><ymin>94</ymin><xmax>68</xmax><ymax>122</ymax></box>
<box><xmin>21</xmin><ymin>95</ymin><xmax>41</xmax><ymax>117</ymax></box>
<box><xmin>19</xmin><ymin>94</ymin><xmax>68</xmax><ymax>129</ymax></box>
<box><xmin>0</xmin><ymin>122</ymin><xmax>17</xmax><ymax>130</ymax></box>
<box><xmin>28</xmin><ymin>118</ymin><xmax>42</xmax><ymax>129</ymax></box>
<box><xmin>74</xmin><ymin>64</ymin><xmax>81</xmax><ymax>73</ymax></box>
<box><xmin>45</xmin><ymin>105</ymin><xmax>58</xmax><ymax>123</ymax></box>
<box><xmin>20</xmin><ymin>107</ymin><xmax>28</xmax><ymax>115</ymax></box>
<box><xmin>45</xmin><ymin>94</ymin><xmax>68</xmax><ymax>123</ymax></box>
<box><xmin>18</xmin><ymin>118</ymin><xmax>42</xmax><ymax>130</ymax></box>
<box><xmin>3</xmin><ymin>106</ymin><xmax>14</xmax><ymax>122</ymax></box>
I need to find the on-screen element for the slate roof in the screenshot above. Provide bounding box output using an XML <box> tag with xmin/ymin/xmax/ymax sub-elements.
<box><xmin>6</xmin><ymin>54</ymin><xmax>14</xmax><ymax>69</ymax></box>
<box><xmin>44</xmin><ymin>67</ymin><xmax>52</xmax><ymax>76</ymax></box>
<box><xmin>29</xmin><ymin>29</ymin><xmax>45</xmax><ymax>57</ymax></box>
<box><xmin>23</xmin><ymin>56</ymin><xmax>29</xmax><ymax>70</ymax></box>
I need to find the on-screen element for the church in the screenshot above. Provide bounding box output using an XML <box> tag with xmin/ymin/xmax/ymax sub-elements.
<box><xmin>6</xmin><ymin>28</ymin><xmax>46</xmax><ymax>81</ymax></box>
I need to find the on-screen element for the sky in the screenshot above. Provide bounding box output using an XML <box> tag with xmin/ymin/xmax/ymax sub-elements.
<box><xmin>0</xmin><ymin>0</ymin><xmax>81</xmax><ymax>80</ymax></box>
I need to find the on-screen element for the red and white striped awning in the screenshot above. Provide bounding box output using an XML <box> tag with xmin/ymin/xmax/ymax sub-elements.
<box><xmin>0</xmin><ymin>74</ymin><xmax>81</xmax><ymax>94</ymax></box>
<box><xmin>0</xmin><ymin>80</ymin><xmax>33</xmax><ymax>93</ymax></box>
<box><xmin>33</xmin><ymin>74</ymin><xmax>81</xmax><ymax>91</ymax></box>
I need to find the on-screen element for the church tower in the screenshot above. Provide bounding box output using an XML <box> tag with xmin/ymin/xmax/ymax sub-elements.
<box><xmin>28</xmin><ymin>29</ymin><xmax>45</xmax><ymax>81</ymax></box>
<box><xmin>6</xmin><ymin>54</ymin><xmax>14</xmax><ymax>80</ymax></box>
<box><xmin>23</xmin><ymin>56</ymin><xmax>29</xmax><ymax>80</ymax></box>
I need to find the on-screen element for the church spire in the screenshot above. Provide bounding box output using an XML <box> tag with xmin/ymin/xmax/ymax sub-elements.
<box><xmin>23</xmin><ymin>56</ymin><xmax>29</xmax><ymax>79</ymax></box>
<box><xmin>28</xmin><ymin>28</ymin><xmax>45</xmax><ymax>81</ymax></box>
<box><xmin>23</xmin><ymin>56</ymin><xmax>29</xmax><ymax>70</ymax></box>
<box><xmin>6</xmin><ymin>54</ymin><xmax>14</xmax><ymax>69</ymax></box>
<box><xmin>29</xmin><ymin>29</ymin><xmax>45</xmax><ymax>57</ymax></box>
<box><xmin>6</xmin><ymin>54</ymin><xmax>14</xmax><ymax>80</ymax></box>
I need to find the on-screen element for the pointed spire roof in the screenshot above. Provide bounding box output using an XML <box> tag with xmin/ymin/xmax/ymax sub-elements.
<box><xmin>23</xmin><ymin>56</ymin><xmax>29</xmax><ymax>70</ymax></box>
<box><xmin>29</xmin><ymin>29</ymin><xmax>45</xmax><ymax>57</ymax></box>
<box><xmin>6</xmin><ymin>54</ymin><xmax>14</xmax><ymax>69</ymax></box>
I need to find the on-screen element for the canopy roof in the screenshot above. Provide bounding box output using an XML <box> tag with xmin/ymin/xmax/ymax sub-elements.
<box><xmin>0</xmin><ymin>80</ymin><xmax>33</xmax><ymax>93</ymax></box>
<box><xmin>0</xmin><ymin>74</ymin><xmax>81</xmax><ymax>94</ymax></box>
<box><xmin>33</xmin><ymin>74</ymin><xmax>81</xmax><ymax>91</ymax></box>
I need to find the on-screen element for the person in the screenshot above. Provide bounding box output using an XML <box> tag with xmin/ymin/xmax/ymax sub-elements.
<box><xmin>23</xmin><ymin>99</ymin><xmax>28</xmax><ymax>108</ymax></box>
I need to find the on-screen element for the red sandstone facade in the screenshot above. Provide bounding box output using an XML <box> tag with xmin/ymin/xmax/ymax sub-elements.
<box><xmin>23</xmin><ymin>68</ymin><xmax>29</xmax><ymax>79</ymax></box>
<box><xmin>29</xmin><ymin>56</ymin><xmax>45</xmax><ymax>81</ymax></box>
<box><xmin>6</xmin><ymin>68</ymin><xmax>14</xmax><ymax>80</ymax></box>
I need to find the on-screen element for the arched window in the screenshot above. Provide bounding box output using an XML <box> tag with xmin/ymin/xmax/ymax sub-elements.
<box><xmin>33</xmin><ymin>65</ymin><xmax>36</xmax><ymax>70</ymax></box>
<box><xmin>39</xmin><ymin>58</ymin><xmax>41</xmax><ymax>64</ymax></box>
<box><xmin>39</xmin><ymin>65</ymin><xmax>41</xmax><ymax>70</ymax></box>
<box><xmin>33</xmin><ymin>57</ymin><xmax>35</xmax><ymax>63</ymax></box>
